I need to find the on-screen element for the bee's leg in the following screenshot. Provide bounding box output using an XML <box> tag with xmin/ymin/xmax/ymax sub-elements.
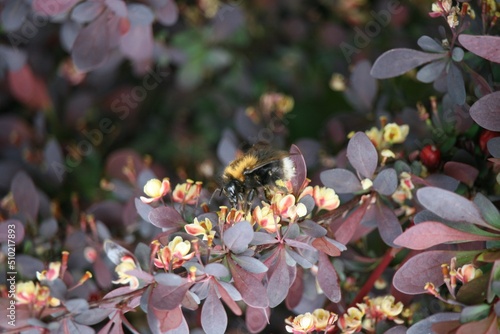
<box><xmin>245</xmin><ymin>188</ymin><xmax>257</xmax><ymax>212</ymax></box>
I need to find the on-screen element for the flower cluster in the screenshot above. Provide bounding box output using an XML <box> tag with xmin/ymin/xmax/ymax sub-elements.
<box><xmin>338</xmin><ymin>295</ymin><xmax>405</xmax><ymax>333</ymax></box>
<box><xmin>362</xmin><ymin>122</ymin><xmax>409</xmax><ymax>152</ymax></box>
<box><xmin>285</xmin><ymin>308</ymin><xmax>338</xmax><ymax>333</ymax></box>
<box><xmin>113</xmin><ymin>255</ymin><xmax>140</xmax><ymax>290</ymax></box>
<box><xmin>15</xmin><ymin>281</ymin><xmax>61</xmax><ymax>309</ymax></box>
<box><xmin>152</xmin><ymin>237</ymin><xmax>194</xmax><ymax>271</ymax></box>
<box><xmin>429</xmin><ymin>0</ymin><xmax>475</xmax><ymax>28</ymax></box>
<box><xmin>140</xmin><ymin>178</ymin><xmax>203</xmax><ymax>205</ymax></box>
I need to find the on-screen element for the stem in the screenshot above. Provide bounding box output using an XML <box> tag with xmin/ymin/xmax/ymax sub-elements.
<box><xmin>348</xmin><ymin>248</ymin><xmax>397</xmax><ymax>309</ymax></box>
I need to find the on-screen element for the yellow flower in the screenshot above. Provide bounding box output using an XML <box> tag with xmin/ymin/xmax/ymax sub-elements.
<box><xmin>365</xmin><ymin>127</ymin><xmax>384</xmax><ymax>149</ymax></box>
<box><xmin>253</xmin><ymin>205</ymin><xmax>281</xmax><ymax>233</ymax></box>
<box><xmin>383</xmin><ymin>123</ymin><xmax>409</xmax><ymax>144</ymax></box>
<box><xmin>185</xmin><ymin>217</ymin><xmax>215</xmax><ymax>240</ymax></box>
<box><xmin>456</xmin><ymin>264</ymin><xmax>482</xmax><ymax>283</ymax></box>
<box><xmin>312</xmin><ymin>186</ymin><xmax>340</xmax><ymax>211</ymax></box>
<box><xmin>154</xmin><ymin>236</ymin><xmax>194</xmax><ymax>270</ymax></box>
<box><xmin>16</xmin><ymin>281</ymin><xmax>37</xmax><ymax>304</ymax></box>
<box><xmin>172</xmin><ymin>180</ymin><xmax>202</xmax><ymax>205</ymax></box>
<box><xmin>36</xmin><ymin>261</ymin><xmax>61</xmax><ymax>281</ymax></box>
<box><xmin>339</xmin><ymin>306</ymin><xmax>365</xmax><ymax>333</ymax></box>
<box><xmin>330</xmin><ymin>73</ymin><xmax>346</xmax><ymax>91</ymax></box>
<box><xmin>380</xmin><ymin>296</ymin><xmax>404</xmax><ymax>318</ymax></box>
<box><xmin>285</xmin><ymin>312</ymin><xmax>316</xmax><ymax>333</ymax></box>
<box><xmin>312</xmin><ymin>308</ymin><xmax>338</xmax><ymax>331</ymax></box>
<box><xmin>140</xmin><ymin>178</ymin><xmax>171</xmax><ymax>203</ymax></box>
<box><xmin>275</xmin><ymin>194</ymin><xmax>307</xmax><ymax>221</ymax></box>
<box><xmin>112</xmin><ymin>255</ymin><xmax>139</xmax><ymax>290</ymax></box>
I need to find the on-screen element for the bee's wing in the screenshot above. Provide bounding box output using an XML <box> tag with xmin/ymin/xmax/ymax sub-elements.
<box><xmin>242</xmin><ymin>158</ymin><xmax>280</xmax><ymax>175</ymax></box>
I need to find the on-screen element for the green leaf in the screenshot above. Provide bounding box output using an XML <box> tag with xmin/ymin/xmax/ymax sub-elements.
<box><xmin>474</xmin><ymin>193</ymin><xmax>500</xmax><ymax>229</ymax></box>
<box><xmin>456</xmin><ymin>274</ymin><xmax>489</xmax><ymax>304</ymax></box>
<box><xmin>460</xmin><ymin>304</ymin><xmax>491</xmax><ymax>323</ymax></box>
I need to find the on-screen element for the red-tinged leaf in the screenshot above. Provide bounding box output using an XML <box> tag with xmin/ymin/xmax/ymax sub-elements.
<box><xmin>370</xmin><ymin>48</ymin><xmax>445</xmax><ymax>79</ymax></box>
<box><xmin>417</xmin><ymin>187</ymin><xmax>486</xmax><ymax>227</ymax></box>
<box><xmin>373</xmin><ymin>168</ymin><xmax>398</xmax><ymax>195</ymax></box>
<box><xmin>147</xmin><ymin>304</ymin><xmax>184</xmax><ymax>334</ymax></box>
<box><xmin>289</xmin><ymin>144</ymin><xmax>307</xmax><ymax>195</ymax></box>
<box><xmin>72</xmin><ymin>14</ymin><xmax>109</xmax><ymax>72</ymax></box>
<box><xmin>148</xmin><ymin>206</ymin><xmax>185</xmax><ymax>229</ymax></box>
<box><xmin>312</xmin><ymin>237</ymin><xmax>342</xmax><ymax>257</ymax></box>
<box><xmin>376</xmin><ymin>203</ymin><xmax>403</xmax><ymax>247</ymax></box>
<box><xmin>320</xmin><ymin>168</ymin><xmax>362</xmax><ymax>194</ymax></box>
<box><xmin>266</xmin><ymin>248</ymin><xmax>290</xmax><ymax>308</ymax></box>
<box><xmin>11</xmin><ymin>171</ymin><xmax>39</xmax><ymax>221</ymax></box>
<box><xmin>105</xmin><ymin>0</ymin><xmax>127</xmax><ymax>17</ymax></box>
<box><xmin>92</xmin><ymin>256</ymin><xmax>113</xmax><ymax>289</ymax></box>
<box><xmin>74</xmin><ymin>308</ymin><xmax>113</xmax><ymax>326</ymax></box>
<box><xmin>204</xmin><ymin>263</ymin><xmax>230</xmax><ymax>278</ymax></box>
<box><xmin>456</xmin><ymin>312</ymin><xmax>498</xmax><ymax>334</ymax></box>
<box><xmin>286</xmin><ymin>266</ymin><xmax>304</xmax><ymax>310</ymax></box>
<box><xmin>223</xmin><ymin>221</ymin><xmax>254</xmax><ymax>254</ymax></box>
<box><xmin>150</xmin><ymin>282</ymin><xmax>191</xmax><ymax>310</ymax></box>
<box><xmin>394</xmin><ymin>222</ymin><xmax>499</xmax><ymax>250</ymax></box>
<box><xmin>332</xmin><ymin>200</ymin><xmax>369</xmax><ymax>244</ymax></box>
<box><xmin>443</xmin><ymin>161</ymin><xmax>479</xmax><ymax>187</ymax></box>
<box><xmin>412</xmin><ymin>173</ymin><xmax>459</xmax><ymax>191</ymax></box>
<box><xmin>393</xmin><ymin>250</ymin><xmax>457</xmax><ymax>294</ymax></box>
<box><xmin>317</xmin><ymin>252</ymin><xmax>341</xmax><ymax>302</ymax></box>
<box><xmin>228</xmin><ymin>257</ymin><xmax>269</xmax><ymax>308</ymax></box>
<box><xmin>59</xmin><ymin>318</ymin><xmax>95</xmax><ymax>334</ymax></box>
<box><xmin>245</xmin><ymin>306</ymin><xmax>270</xmax><ymax>334</ymax></box>
<box><xmin>201</xmin><ymin>282</ymin><xmax>228</xmax><ymax>334</ymax></box>
<box><xmin>284</xmin><ymin>238</ymin><xmax>317</xmax><ymax>252</ymax></box>
<box><xmin>459</xmin><ymin>35</ymin><xmax>500</xmax><ymax>64</ymax></box>
<box><xmin>384</xmin><ymin>326</ymin><xmax>408</xmax><ymax>334</ymax></box>
<box><xmin>7</xmin><ymin>64</ymin><xmax>52</xmax><ymax>109</ymax></box>
<box><xmin>470</xmin><ymin>91</ymin><xmax>500</xmax><ymax>132</ymax></box>
<box><xmin>347</xmin><ymin>132</ymin><xmax>378</xmax><ymax>179</ymax></box>
<box><xmin>232</xmin><ymin>255</ymin><xmax>268</xmax><ymax>274</ymax></box>
<box><xmin>447</xmin><ymin>62</ymin><xmax>466</xmax><ymax>105</ymax></box>
<box><xmin>32</xmin><ymin>0</ymin><xmax>80</xmax><ymax>16</ymax></box>
<box><xmin>215</xmin><ymin>280</ymin><xmax>242</xmax><ymax>316</ymax></box>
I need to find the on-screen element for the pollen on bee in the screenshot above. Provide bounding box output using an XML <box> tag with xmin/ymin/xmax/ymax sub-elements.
<box><xmin>224</xmin><ymin>155</ymin><xmax>259</xmax><ymax>182</ymax></box>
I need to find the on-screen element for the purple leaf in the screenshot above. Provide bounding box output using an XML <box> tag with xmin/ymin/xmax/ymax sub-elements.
<box><xmin>376</xmin><ymin>203</ymin><xmax>403</xmax><ymax>247</ymax></box>
<box><xmin>1</xmin><ymin>0</ymin><xmax>29</xmax><ymax>32</ymax></box>
<box><xmin>70</xmin><ymin>1</ymin><xmax>105</xmax><ymax>24</ymax></box>
<box><xmin>32</xmin><ymin>0</ymin><xmax>80</xmax><ymax>16</ymax></box>
<box><xmin>285</xmin><ymin>267</ymin><xmax>304</xmax><ymax>310</ymax></box>
<box><xmin>228</xmin><ymin>257</ymin><xmax>269</xmax><ymax>308</ymax></box>
<box><xmin>487</xmin><ymin>137</ymin><xmax>500</xmax><ymax>157</ymax></box>
<box><xmin>459</xmin><ymin>35</ymin><xmax>500</xmax><ymax>64</ymax></box>
<box><xmin>393</xmin><ymin>250</ymin><xmax>457</xmax><ymax>294</ymax></box>
<box><xmin>370</xmin><ymin>48</ymin><xmax>445</xmax><ymax>79</ymax></box>
<box><xmin>470</xmin><ymin>91</ymin><xmax>500</xmax><ymax>131</ymax></box>
<box><xmin>60</xmin><ymin>21</ymin><xmax>82</xmax><ymax>52</ymax></box>
<box><xmin>284</xmin><ymin>238</ymin><xmax>317</xmax><ymax>252</ymax></box>
<box><xmin>17</xmin><ymin>255</ymin><xmax>44</xmax><ymax>279</ymax></box>
<box><xmin>0</xmin><ymin>46</ymin><xmax>27</xmax><ymax>71</ymax></box>
<box><xmin>103</xmin><ymin>239</ymin><xmax>138</xmax><ymax>266</ymax></box>
<box><xmin>373</xmin><ymin>168</ymin><xmax>398</xmax><ymax>195</ymax></box>
<box><xmin>447</xmin><ymin>62</ymin><xmax>466</xmax><ymax>105</ymax></box>
<box><xmin>384</xmin><ymin>326</ymin><xmax>408</xmax><ymax>334</ymax></box>
<box><xmin>394</xmin><ymin>222</ymin><xmax>499</xmax><ymax>250</ymax></box>
<box><xmin>223</xmin><ymin>221</ymin><xmax>253</xmax><ymax>254</ymax></box>
<box><xmin>443</xmin><ymin>161</ymin><xmax>478</xmax><ymax>187</ymax></box>
<box><xmin>417</xmin><ymin>35</ymin><xmax>445</xmax><ymax>53</ymax></box>
<box><xmin>299</xmin><ymin>220</ymin><xmax>327</xmax><ymax>238</ymax></box>
<box><xmin>349</xmin><ymin>60</ymin><xmax>377</xmax><ymax>110</ymax></box>
<box><xmin>204</xmin><ymin>263</ymin><xmax>230</xmax><ymax>278</ymax></box>
<box><xmin>43</xmin><ymin>139</ymin><xmax>65</xmax><ymax>184</ymax></box>
<box><xmin>201</xmin><ymin>283</ymin><xmax>228</xmax><ymax>334</ymax></box>
<box><xmin>347</xmin><ymin>132</ymin><xmax>378</xmax><ymax>179</ymax></box>
<box><xmin>232</xmin><ymin>255</ymin><xmax>268</xmax><ymax>274</ymax></box>
<box><xmin>331</xmin><ymin>200</ymin><xmax>369</xmax><ymax>244</ymax></box>
<box><xmin>416</xmin><ymin>59</ymin><xmax>446</xmax><ymax>83</ymax></box>
<box><xmin>120</xmin><ymin>24</ymin><xmax>154</xmax><ymax>62</ymax></box>
<box><xmin>250</xmin><ymin>231</ymin><xmax>278</xmax><ymax>246</ymax></box>
<box><xmin>245</xmin><ymin>306</ymin><xmax>270</xmax><ymax>334</ymax></box>
<box><xmin>153</xmin><ymin>0</ymin><xmax>179</xmax><ymax>26</ymax></box>
<box><xmin>135</xmin><ymin>198</ymin><xmax>153</xmax><ymax>222</ymax></box>
<box><xmin>311</xmin><ymin>236</ymin><xmax>344</xmax><ymax>257</ymax></box>
<box><xmin>127</xmin><ymin>3</ymin><xmax>155</xmax><ymax>25</ymax></box>
<box><xmin>71</xmin><ymin>14</ymin><xmax>109</xmax><ymax>72</ymax></box>
<box><xmin>148</xmin><ymin>206</ymin><xmax>185</xmax><ymax>229</ymax></box>
<box><xmin>317</xmin><ymin>253</ymin><xmax>341</xmax><ymax>302</ymax></box>
<box><xmin>11</xmin><ymin>171</ymin><xmax>39</xmax><ymax>221</ymax></box>
<box><xmin>408</xmin><ymin>313</ymin><xmax>460</xmax><ymax>334</ymax></box>
<box><xmin>289</xmin><ymin>144</ymin><xmax>307</xmax><ymax>194</ymax></box>
<box><xmin>215</xmin><ymin>281</ymin><xmax>242</xmax><ymax>316</ymax></box>
<box><xmin>320</xmin><ymin>168</ymin><xmax>362</xmax><ymax>194</ymax></box>
<box><xmin>74</xmin><ymin>308</ymin><xmax>113</xmax><ymax>326</ymax></box>
<box><xmin>150</xmin><ymin>282</ymin><xmax>191</xmax><ymax>310</ymax></box>
<box><xmin>105</xmin><ymin>0</ymin><xmax>127</xmax><ymax>17</ymax></box>
<box><xmin>0</xmin><ymin>219</ymin><xmax>24</xmax><ymax>243</ymax></box>
<box><xmin>417</xmin><ymin>187</ymin><xmax>489</xmax><ymax>228</ymax></box>
<box><xmin>266</xmin><ymin>249</ymin><xmax>290</xmax><ymax>308</ymax></box>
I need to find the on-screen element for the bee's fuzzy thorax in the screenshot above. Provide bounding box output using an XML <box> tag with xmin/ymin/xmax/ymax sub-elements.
<box><xmin>223</xmin><ymin>154</ymin><xmax>259</xmax><ymax>182</ymax></box>
<box><xmin>281</xmin><ymin>157</ymin><xmax>295</xmax><ymax>181</ymax></box>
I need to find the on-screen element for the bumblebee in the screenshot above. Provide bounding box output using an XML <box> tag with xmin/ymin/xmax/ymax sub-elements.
<box><xmin>221</xmin><ymin>145</ymin><xmax>296</xmax><ymax>208</ymax></box>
